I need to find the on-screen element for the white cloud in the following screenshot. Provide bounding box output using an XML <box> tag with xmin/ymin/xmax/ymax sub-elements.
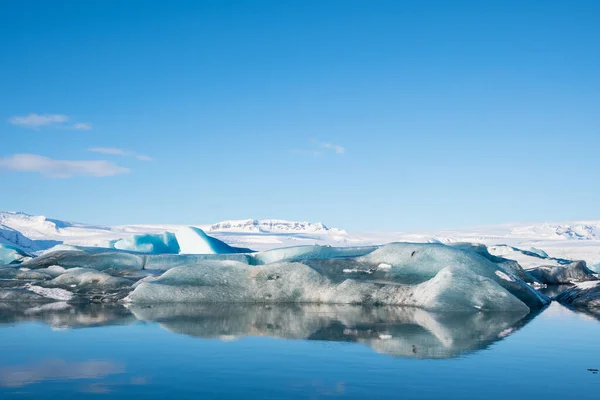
<box><xmin>8</xmin><ymin>114</ymin><xmax>69</xmax><ymax>128</ymax></box>
<box><xmin>72</xmin><ymin>122</ymin><xmax>93</xmax><ymax>130</ymax></box>
<box><xmin>88</xmin><ymin>147</ymin><xmax>152</xmax><ymax>161</ymax></box>
<box><xmin>88</xmin><ymin>147</ymin><xmax>128</xmax><ymax>156</ymax></box>
<box><xmin>8</xmin><ymin>113</ymin><xmax>92</xmax><ymax>130</ymax></box>
<box><xmin>0</xmin><ymin>154</ymin><xmax>130</xmax><ymax>178</ymax></box>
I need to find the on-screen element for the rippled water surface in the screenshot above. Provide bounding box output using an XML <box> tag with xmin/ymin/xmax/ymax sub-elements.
<box><xmin>0</xmin><ymin>302</ymin><xmax>599</xmax><ymax>399</ymax></box>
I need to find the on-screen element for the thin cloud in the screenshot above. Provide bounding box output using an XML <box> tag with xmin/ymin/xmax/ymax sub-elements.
<box><xmin>294</xmin><ymin>140</ymin><xmax>346</xmax><ymax>157</ymax></box>
<box><xmin>318</xmin><ymin>142</ymin><xmax>345</xmax><ymax>154</ymax></box>
<box><xmin>88</xmin><ymin>147</ymin><xmax>152</xmax><ymax>161</ymax></box>
<box><xmin>72</xmin><ymin>122</ymin><xmax>93</xmax><ymax>130</ymax></box>
<box><xmin>0</xmin><ymin>154</ymin><xmax>130</xmax><ymax>178</ymax></box>
<box><xmin>8</xmin><ymin>113</ymin><xmax>68</xmax><ymax>128</ymax></box>
<box><xmin>8</xmin><ymin>113</ymin><xmax>92</xmax><ymax>130</ymax></box>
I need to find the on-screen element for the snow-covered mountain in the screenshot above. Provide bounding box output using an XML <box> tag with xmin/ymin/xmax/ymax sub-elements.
<box><xmin>508</xmin><ymin>222</ymin><xmax>600</xmax><ymax>241</ymax></box>
<box><xmin>208</xmin><ymin>219</ymin><xmax>338</xmax><ymax>234</ymax></box>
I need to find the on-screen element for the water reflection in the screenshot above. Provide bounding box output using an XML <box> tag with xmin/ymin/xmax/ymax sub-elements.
<box><xmin>0</xmin><ymin>359</ymin><xmax>124</xmax><ymax>388</ymax></box>
<box><xmin>129</xmin><ymin>304</ymin><xmax>535</xmax><ymax>359</ymax></box>
<box><xmin>0</xmin><ymin>302</ymin><xmax>537</xmax><ymax>359</ymax></box>
<box><xmin>0</xmin><ymin>302</ymin><xmax>134</xmax><ymax>329</ymax></box>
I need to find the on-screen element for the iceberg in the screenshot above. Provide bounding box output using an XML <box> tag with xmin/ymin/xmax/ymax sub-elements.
<box><xmin>108</xmin><ymin>227</ymin><xmax>252</xmax><ymax>255</ymax></box>
<box><xmin>528</xmin><ymin>261</ymin><xmax>598</xmax><ymax>285</ymax></box>
<box><xmin>175</xmin><ymin>227</ymin><xmax>252</xmax><ymax>254</ymax></box>
<box><xmin>111</xmin><ymin>231</ymin><xmax>180</xmax><ymax>254</ymax></box>
<box><xmin>556</xmin><ymin>281</ymin><xmax>600</xmax><ymax>311</ymax></box>
<box><xmin>126</xmin><ymin>258</ymin><xmax>533</xmax><ymax>312</ymax></box>
<box><xmin>0</xmin><ymin>244</ymin><xmax>32</xmax><ymax>265</ymax></box>
<box><xmin>9</xmin><ymin>241</ymin><xmax>550</xmax><ymax>312</ymax></box>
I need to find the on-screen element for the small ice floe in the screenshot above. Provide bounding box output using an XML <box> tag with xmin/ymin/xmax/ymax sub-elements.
<box><xmin>18</xmin><ymin>267</ymin><xmax>30</xmax><ymax>272</ymax></box>
<box><xmin>377</xmin><ymin>263</ymin><xmax>392</xmax><ymax>271</ymax></box>
<box><xmin>378</xmin><ymin>334</ymin><xmax>392</xmax><ymax>340</ymax></box>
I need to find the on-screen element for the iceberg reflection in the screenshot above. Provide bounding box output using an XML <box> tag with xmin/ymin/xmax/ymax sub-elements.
<box><xmin>0</xmin><ymin>302</ymin><xmax>537</xmax><ymax>359</ymax></box>
<box><xmin>128</xmin><ymin>304</ymin><xmax>536</xmax><ymax>359</ymax></box>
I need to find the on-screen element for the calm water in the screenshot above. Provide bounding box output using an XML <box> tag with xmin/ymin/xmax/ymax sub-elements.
<box><xmin>0</xmin><ymin>302</ymin><xmax>599</xmax><ymax>399</ymax></box>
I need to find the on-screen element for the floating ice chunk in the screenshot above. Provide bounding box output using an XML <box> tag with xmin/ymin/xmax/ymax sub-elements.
<box><xmin>112</xmin><ymin>232</ymin><xmax>180</xmax><ymax>254</ymax></box>
<box><xmin>528</xmin><ymin>261</ymin><xmax>598</xmax><ymax>285</ymax></box>
<box><xmin>355</xmin><ymin>243</ymin><xmax>548</xmax><ymax>309</ymax></box>
<box><xmin>556</xmin><ymin>281</ymin><xmax>600</xmax><ymax>309</ymax></box>
<box><xmin>175</xmin><ymin>227</ymin><xmax>252</xmax><ymax>254</ymax></box>
<box><xmin>25</xmin><ymin>284</ymin><xmax>73</xmax><ymax>301</ymax></box>
<box><xmin>22</xmin><ymin>249</ymin><xmax>146</xmax><ymax>271</ymax></box>
<box><xmin>377</xmin><ymin>263</ymin><xmax>392</xmax><ymax>270</ymax></box>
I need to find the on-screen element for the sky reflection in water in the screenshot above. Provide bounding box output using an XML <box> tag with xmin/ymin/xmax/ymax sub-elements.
<box><xmin>0</xmin><ymin>302</ymin><xmax>599</xmax><ymax>399</ymax></box>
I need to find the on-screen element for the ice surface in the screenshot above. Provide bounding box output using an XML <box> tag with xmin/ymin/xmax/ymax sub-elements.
<box><xmin>20</xmin><ymin>247</ymin><xmax>254</xmax><ymax>272</ymax></box>
<box><xmin>0</xmin><ymin>288</ymin><xmax>52</xmax><ymax>302</ymax></box>
<box><xmin>0</xmin><ymin>267</ymin><xmax>53</xmax><ymax>280</ymax></box>
<box><xmin>25</xmin><ymin>284</ymin><xmax>74</xmax><ymax>301</ymax></box>
<box><xmin>448</xmin><ymin>243</ymin><xmax>538</xmax><ymax>283</ymax></box>
<box><xmin>47</xmin><ymin>268</ymin><xmax>133</xmax><ymax>291</ymax></box>
<box><xmin>353</xmin><ymin>243</ymin><xmax>548</xmax><ymax>309</ymax></box>
<box><xmin>252</xmin><ymin>244</ymin><xmax>378</xmax><ymax>265</ymax></box>
<box><xmin>22</xmin><ymin>249</ymin><xmax>146</xmax><ymax>271</ymax></box>
<box><xmin>126</xmin><ymin>258</ymin><xmax>531</xmax><ymax>312</ymax></box>
<box><xmin>528</xmin><ymin>261</ymin><xmax>598</xmax><ymax>285</ymax></box>
<box><xmin>487</xmin><ymin>245</ymin><xmax>571</xmax><ymax>269</ymax></box>
<box><xmin>111</xmin><ymin>231</ymin><xmax>180</xmax><ymax>254</ymax></box>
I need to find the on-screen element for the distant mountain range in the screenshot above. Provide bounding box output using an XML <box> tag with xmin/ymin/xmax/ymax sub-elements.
<box><xmin>1</xmin><ymin>211</ymin><xmax>599</xmax><ymax>268</ymax></box>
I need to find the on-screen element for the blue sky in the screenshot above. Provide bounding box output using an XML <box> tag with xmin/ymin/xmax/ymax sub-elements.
<box><xmin>1</xmin><ymin>0</ymin><xmax>599</xmax><ymax>230</ymax></box>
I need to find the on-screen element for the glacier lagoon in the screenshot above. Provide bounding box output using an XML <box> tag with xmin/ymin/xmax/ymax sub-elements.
<box><xmin>0</xmin><ymin>302</ymin><xmax>599</xmax><ymax>399</ymax></box>
<box><xmin>1</xmin><ymin>227</ymin><xmax>600</xmax><ymax>398</ymax></box>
